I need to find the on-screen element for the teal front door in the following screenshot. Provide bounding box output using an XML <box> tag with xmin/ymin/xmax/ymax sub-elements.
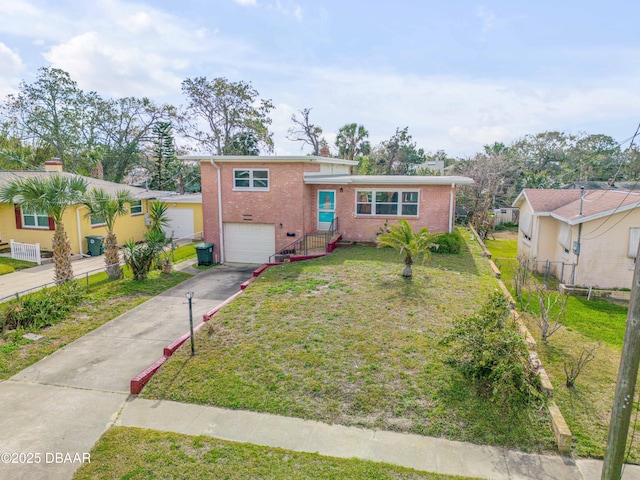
<box><xmin>317</xmin><ymin>190</ymin><xmax>336</xmax><ymax>231</ymax></box>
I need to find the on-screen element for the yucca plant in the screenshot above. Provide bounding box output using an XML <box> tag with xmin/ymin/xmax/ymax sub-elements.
<box><xmin>122</xmin><ymin>229</ymin><xmax>168</xmax><ymax>281</ymax></box>
<box><xmin>83</xmin><ymin>188</ymin><xmax>133</xmax><ymax>280</ymax></box>
<box><xmin>377</xmin><ymin>219</ymin><xmax>437</xmax><ymax>277</ymax></box>
<box><xmin>0</xmin><ymin>174</ymin><xmax>88</xmax><ymax>283</ymax></box>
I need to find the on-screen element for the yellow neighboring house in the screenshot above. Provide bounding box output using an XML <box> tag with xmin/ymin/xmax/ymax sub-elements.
<box><xmin>0</xmin><ymin>160</ymin><xmax>203</xmax><ymax>255</ymax></box>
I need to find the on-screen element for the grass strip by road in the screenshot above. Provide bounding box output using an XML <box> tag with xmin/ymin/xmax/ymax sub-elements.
<box><xmin>72</xmin><ymin>426</ymin><xmax>476</xmax><ymax>480</ymax></box>
<box><xmin>485</xmin><ymin>233</ymin><xmax>638</xmax><ymax>461</ymax></box>
<box><xmin>0</xmin><ymin>257</ymin><xmax>35</xmax><ymax>275</ymax></box>
<box><xmin>144</xmin><ymin>237</ymin><xmax>557</xmax><ymax>453</ymax></box>
<box><xmin>0</xmin><ymin>268</ymin><xmax>191</xmax><ymax>379</ymax></box>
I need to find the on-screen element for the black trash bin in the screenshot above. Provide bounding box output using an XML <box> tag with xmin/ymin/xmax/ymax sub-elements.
<box><xmin>195</xmin><ymin>243</ymin><xmax>214</xmax><ymax>266</ymax></box>
<box><xmin>86</xmin><ymin>235</ymin><xmax>105</xmax><ymax>256</ymax></box>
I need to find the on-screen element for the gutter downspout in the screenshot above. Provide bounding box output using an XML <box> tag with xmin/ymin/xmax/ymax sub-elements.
<box><xmin>448</xmin><ymin>183</ymin><xmax>456</xmax><ymax>233</ymax></box>
<box><xmin>572</xmin><ymin>186</ymin><xmax>585</xmax><ymax>284</ymax></box>
<box><xmin>76</xmin><ymin>206</ymin><xmax>90</xmax><ymax>257</ymax></box>
<box><xmin>210</xmin><ymin>159</ymin><xmax>225</xmax><ymax>264</ymax></box>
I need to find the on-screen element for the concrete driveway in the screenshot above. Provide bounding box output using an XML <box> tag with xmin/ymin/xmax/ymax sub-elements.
<box><xmin>0</xmin><ymin>263</ymin><xmax>256</xmax><ymax>480</ymax></box>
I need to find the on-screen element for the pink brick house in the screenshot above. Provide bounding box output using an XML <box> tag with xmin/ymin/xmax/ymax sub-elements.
<box><xmin>183</xmin><ymin>154</ymin><xmax>473</xmax><ymax>264</ymax></box>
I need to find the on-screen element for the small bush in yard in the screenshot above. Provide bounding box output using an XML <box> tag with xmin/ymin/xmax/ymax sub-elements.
<box><xmin>432</xmin><ymin>230</ymin><xmax>463</xmax><ymax>254</ymax></box>
<box><xmin>1</xmin><ymin>282</ymin><xmax>84</xmax><ymax>332</ymax></box>
<box><xmin>442</xmin><ymin>291</ymin><xmax>542</xmax><ymax>406</ymax></box>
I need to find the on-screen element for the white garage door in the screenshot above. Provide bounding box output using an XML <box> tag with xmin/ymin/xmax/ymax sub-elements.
<box><xmin>163</xmin><ymin>208</ymin><xmax>194</xmax><ymax>241</ymax></box>
<box><xmin>224</xmin><ymin>223</ymin><xmax>275</xmax><ymax>264</ymax></box>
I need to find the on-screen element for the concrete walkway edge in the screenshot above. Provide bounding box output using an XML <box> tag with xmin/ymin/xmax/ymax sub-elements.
<box><xmin>115</xmin><ymin>396</ymin><xmax>640</xmax><ymax>480</ymax></box>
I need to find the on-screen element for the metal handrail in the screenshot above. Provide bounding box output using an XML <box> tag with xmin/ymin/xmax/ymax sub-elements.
<box><xmin>269</xmin><ymin>218</ymin><xmax>339</xmax><ymax>263</ymax></box>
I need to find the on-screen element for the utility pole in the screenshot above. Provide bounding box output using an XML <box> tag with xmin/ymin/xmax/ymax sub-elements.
<box><xmin>602</xmin><ymin>242</ymin><xmax>640</xmax><ymax>479</ymax></box>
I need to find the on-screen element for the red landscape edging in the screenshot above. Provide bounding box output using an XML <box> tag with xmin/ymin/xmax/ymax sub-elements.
<box><xmin>130</xmin><ymin>356</ymin><xmax>168</xmax><ymax>394</ymax></box>
<box><xmin>130</xmin><ymin>249</ymin><xmax>341</xmax><ymax>394</ymax></box>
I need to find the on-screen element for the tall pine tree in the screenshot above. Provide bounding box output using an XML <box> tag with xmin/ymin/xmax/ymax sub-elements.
<box><xmin>149</xmin><ymin>121</ymin><xmax>177</xmax><ymax>191</ymax></box>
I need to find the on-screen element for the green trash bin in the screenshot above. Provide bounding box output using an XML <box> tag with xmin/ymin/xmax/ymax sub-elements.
<box><xmin>195</xmin><ymin>243</ymin><xmax>214</xmax><ymax>266</ymax></box>
<box><xmin>86</xmin><ymin>235</ymin><xmax>105</xmax><ymax>256</ymax></box>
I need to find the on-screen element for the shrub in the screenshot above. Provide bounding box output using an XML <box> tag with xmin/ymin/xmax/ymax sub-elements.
<box><xmin>432</xmin><ymin>230</ymin><xmax>463</xmax><ymax>254</ymax></box>
<box><xmin>441</xmin><ymin>291</ymin><xmax>541</xmax><ymax>406</ymax></box>
<box><xmin>1</xmin><ymin>282</ymin><xmax>84</xmax><ymax>332</ymax></box>
<box><xmin>494</xmin><ymin>221</ymin><xmax>518</xmax><ymax>231</ymax></box>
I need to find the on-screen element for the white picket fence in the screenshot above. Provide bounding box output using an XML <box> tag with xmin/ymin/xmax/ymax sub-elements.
<box><xmin>10</xmin><ymin>239</ymin><xmax>42</xmax><ymax>265</ymax></box>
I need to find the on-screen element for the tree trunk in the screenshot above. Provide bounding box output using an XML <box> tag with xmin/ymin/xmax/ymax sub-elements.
<box><xmin>402</xmin><ymin>264</ymin><xmax>413</xmax><ymax>277</ymax></box>
<box><xmin>52</xmin><ymin>222</ymin><xmax>74</xmax><ymax>284</ymax></box>
<box><xmin>104</xmin><ymin>231</ymin><xmax>122</xmax><ymax>280</ymax></box>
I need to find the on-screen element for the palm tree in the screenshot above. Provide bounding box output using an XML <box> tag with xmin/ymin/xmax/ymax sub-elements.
<box><xmin>83</xmin><ymin>188</ymin><xmax>133</xmax><ymax>280</ymax></box>
<box><xmin>0</xmin><ymin>174</ymin><xmax>88</xmax><ymax>283</ymax></box>
<box><xmin>146</xmin><ymin>199</ymin><xmax>175</xmax><ymax>271</ymax></box>
<box><xmin>377</xmin><ymin>219</ymin><xmax>437</xmax><ymax>278</ymax></box>
<box><xmin>146</xmin><ymin>199</ymin><xmax>170</xmax><ymax>236</ymax></box>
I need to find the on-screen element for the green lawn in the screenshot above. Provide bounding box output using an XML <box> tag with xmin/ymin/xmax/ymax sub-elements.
<box><xmin>143</xmin><ymin>236</ymin><xmax>557</xmax><ymax>453</ymax></box>
<box><xmin>72</xmin><ymin>427</ymin><xmax>475</xmax><ymax>480</ymax></box>
<box><xmin>484</xmin><ymin>237</ymin><xmax>518</xmax><ymax>259</ymax></box>
<box><xmin>169</xmin><ymin>242</ymin><xmax>200</xmax><ymax>263</ymax></box>
<box><xmin>0</xmin><ymin>268</ymin><xmax>192</xmax><ymax>379</ymax></box>
<box><xmin>0</xmin><ymin>256</ymin><xmax>37</xmax><ymax>275</ymax></box>
<box><xmin>485</xmin><ymin>233</ymin><xmax>637</xmax><ymax>461</ymax></box>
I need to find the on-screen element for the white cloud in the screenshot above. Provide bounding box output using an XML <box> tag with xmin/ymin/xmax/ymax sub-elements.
<box><xmin>0</xmin><ymin>43</ymin><xmax>24</xmax><ymax>75</ymax></box>
<box><xmin>268</xmin><ymin>0</ymin><xmax>303</xmax><ymax>22</ymax></box>
<box><xmin>234</xmin><ymin>0</ymin><xmax>258</xmax><ymax>5</ymax></box>
<box><xmin>44</xmin><ymin>31</ymin><xmax>184</xmax><ymax>97</ymax></box>
<box><xmin>264</xmin><ymin>66</ymin><xmax>640</xmax><ymax>157</ymax></box>
<box><xmin>36</xmin><ymin>0</ymin><xmax>253</xmax><ymax>99</ymax></box>
<box><xmin>0</xmin><ymin>43</ymin><xmax>25</xmax><ymax>97</ymax></box>
<box><xmin>476</xmin><ymin>5</ymin><xmax>503</xmax><ymax>33</ymax></box>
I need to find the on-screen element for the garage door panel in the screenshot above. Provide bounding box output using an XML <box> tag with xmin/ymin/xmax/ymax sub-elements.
<box><xmin>163</xmin><ymin>209</ymin><xmax>194</xmax><ymax>240</ymax></box>
<box><xmin>224</xmin><ymin>223</ymin><xmax>275</xmax><ymax>264</ymax></box>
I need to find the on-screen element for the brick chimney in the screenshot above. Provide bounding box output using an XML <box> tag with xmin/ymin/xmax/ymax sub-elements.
<box><xmin>44</xmin><ymin>158</ymin><xmax>64</xmax><ymax>172</ymax></box>
<box><xmin>319</xmin><ymin>146</ymin><xmax>330</xmax><ymax>157</ymax></box>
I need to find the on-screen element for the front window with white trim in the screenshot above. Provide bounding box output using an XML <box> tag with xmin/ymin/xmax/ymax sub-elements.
<box><xmin>355</xmin><ymin>190</ymin><xmax>419</xmax><ymax>216</ymax></box>
<box><xmin>90</xmin><ymin>213</ymin><xmax>107</xmax><ymax>227</ymax></box>
<box><xmin>130</xmin><ymin>200</ymin><xmax>143</xmax><ymax>215</ymax></box>
<box><xmin>233</xmin><ymin>169</ymin><xmax>269</xmax><ymax>191</ymax></box>
<box><xmin>22</xmin><ymin>209</ymin><xmax>49</xmax><ymax>229</ymax></box>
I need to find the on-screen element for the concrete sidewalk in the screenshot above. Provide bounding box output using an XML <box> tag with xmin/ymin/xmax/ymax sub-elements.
<box><xmin>114</xmin><ymin>397</ymin><xmax>640</xmax><ymax>480</ymax></box>
<box><xmin>2</xmin><ymin>259</ymin><xmax>640</xmax><ymax>480</ymax></box>
<box><xmin>0</xmin><ymin>254</ymin><xmax>108</xmax><ymax>302</ymax></box>
<box><xmin>0</xmin><ymin>262</ymin><xmax>256</xmax><ymax>480</ymax></box>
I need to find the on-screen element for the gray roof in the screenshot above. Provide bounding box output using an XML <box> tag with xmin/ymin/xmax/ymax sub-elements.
<box><xmin>0</xmin><ymin>170</ymin><xmax>170</xmax><ymax>200</ymax></box>
<box><xmin>303</xmin><ymin>174</ymin><xmax>474</xmax><ymax>186</ymax></box>
<box><xmin>179</xmin><ymin>154</ymin><xmax>359</xmax><ymax>166</ymax></box>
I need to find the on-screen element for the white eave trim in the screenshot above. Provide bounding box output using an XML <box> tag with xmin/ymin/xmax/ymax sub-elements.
<box><xmin>179</xmin><ymin>154</ymin><xmax>358</xmax><ymax>166</ymax></box>
<box><xmin>303</xmin><ymin>174</ymin><xmax>474</xmax><ymax>185</ymax></box>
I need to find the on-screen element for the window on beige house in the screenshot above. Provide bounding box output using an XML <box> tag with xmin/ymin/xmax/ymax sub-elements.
<box><xmin>520</xmin><ymin>212</ymin><xmax>532</xmax><ymax>244</ymax></box>
<box><xmin>629</xmin><ymin>227</ymin><xmax>640</xmax><ymax>258</ymax></box>
<box><xmin>558</xmin><ymin>222</ymin><xmax>572</xmax><ymax>257</ymax></box>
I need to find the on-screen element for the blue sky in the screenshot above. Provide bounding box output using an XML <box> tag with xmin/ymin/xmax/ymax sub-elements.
<box><xmin>1</xmin><ymin>0</ymin><xmax>639</xmax><ymax>157</ymax></box>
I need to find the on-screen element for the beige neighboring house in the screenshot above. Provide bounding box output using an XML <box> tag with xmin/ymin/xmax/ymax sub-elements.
<box><xmin>513</xmin><ymin>188</ymin><xmax>640</xmax><ymax>288</ymax></box>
